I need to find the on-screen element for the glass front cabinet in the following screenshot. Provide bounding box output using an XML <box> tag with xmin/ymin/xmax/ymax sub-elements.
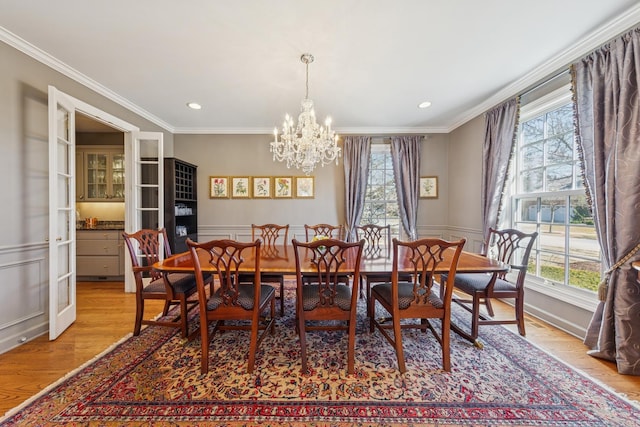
<box><xmin>77</xmin><ymin>146</ymin><xmax>125</xmax><ymax>201</ymax></box>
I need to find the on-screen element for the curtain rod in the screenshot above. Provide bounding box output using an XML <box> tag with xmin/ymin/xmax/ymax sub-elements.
<box><xmin>519</xmin><ymin>68</ymin><xmax>571</xmax><ymax>99</ymax></box>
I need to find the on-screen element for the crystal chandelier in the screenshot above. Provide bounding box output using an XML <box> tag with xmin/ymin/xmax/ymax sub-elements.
<box><xmin>270</xmin><ymin>53</ymin><xmax>341</xmax><ymax>175</ymax></box>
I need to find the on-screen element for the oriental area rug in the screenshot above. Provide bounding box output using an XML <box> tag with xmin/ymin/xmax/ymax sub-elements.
<box><xmin>1</xmin><ymin>288</ymin><xmax>639</xmax><ymax>427</ymax></box>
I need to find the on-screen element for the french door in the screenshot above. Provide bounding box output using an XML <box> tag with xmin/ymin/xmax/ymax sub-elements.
<box><xmin>48</xmin><ymin>87</ymin><xmax>77</xmax><ymax>339</ymax></box>
<box><xmin>123</xmin><ymin>132</ymin><xmax>164</xmax><ymax>293</ymax></box>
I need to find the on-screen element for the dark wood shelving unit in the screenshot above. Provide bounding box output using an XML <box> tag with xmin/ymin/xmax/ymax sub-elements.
<box><xmin>164</xmin><ymin>158</ymin><xmax>198</xmax><ymax>253</ymax></box>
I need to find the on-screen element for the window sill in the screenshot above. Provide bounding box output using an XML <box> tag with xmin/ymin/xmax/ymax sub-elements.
<box><xmin>525</xmin><ymin>277</ymin><xmax>598</xmax><ymax>312</ymax></box>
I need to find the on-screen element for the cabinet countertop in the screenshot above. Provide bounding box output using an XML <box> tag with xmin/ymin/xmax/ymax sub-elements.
<box><xmin>77</xmin><ymin>222</ymin><xmax>124</xmax><ymax>231</ymax></box>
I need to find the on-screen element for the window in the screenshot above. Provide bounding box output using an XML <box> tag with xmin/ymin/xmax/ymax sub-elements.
<box><xmin>361</xmin><ymin>142</ymin><xmax>400</xmax><ymax>237</ymax></box>
<box><xmin>510</xmin><ymin>85</ymin><xmax>601</xmax><ymax>293</ymax></box>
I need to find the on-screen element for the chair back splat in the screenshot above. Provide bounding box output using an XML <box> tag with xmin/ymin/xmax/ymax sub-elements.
<box><xmin>304</xmin><ymin>223</ymin><xmax>345</xmax><ymax>240</ymax></box>
<box><xmin>292</xmin><ymin>238</ymin><xmax>365</xmax><ymax>375</ymax></box>
<box><xmin>356</xmin><ymin>224</ymin><xmax>391</xmax><ymax>259</ymax></box>
<box><xmin>369</xmin><ymin>237</ymin><xmax>466</xmax><ymax>373</ymax></box>
<box><xmin>187</xmin><ymin>238</ymin><xmax>276</xmax><ymax>374</ymax></box>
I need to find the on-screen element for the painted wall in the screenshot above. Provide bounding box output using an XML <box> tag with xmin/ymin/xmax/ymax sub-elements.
<box><xmin>173</xmin><ymin>133</ymin><xmax>452</xmax><ymax>240</ymax></box>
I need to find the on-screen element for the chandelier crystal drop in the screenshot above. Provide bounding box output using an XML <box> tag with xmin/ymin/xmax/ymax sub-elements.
<box><xmin>270</xmin><ymin>53</ymin><xmax>341</xmax><ymax>175</ymax></box>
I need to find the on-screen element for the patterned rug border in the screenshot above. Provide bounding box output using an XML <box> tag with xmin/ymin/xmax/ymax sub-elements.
<box><xmin>2</xmin><ymin>294</ymin><xmax>639</xmax><ymax>427</ymax></box>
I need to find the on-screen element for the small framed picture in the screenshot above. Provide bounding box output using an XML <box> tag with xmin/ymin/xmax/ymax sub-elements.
<box><xmin>252</xmin><ymin>176</ymin><xmax>271</xmax><ymax>198</ymax></box>
<box><xmin>274</xmin><ymin>176</ymin><xmax>293</xmax><ymax>198</ymax></box>
<box><xmin>420</xmin><ymin>176</ymin><xmax>438</xmax><ymax>199</ymax></box>
<box><xmin>210</xmin><ymin>176</ymin><xmax>229</xmax><ymax>198</ymax></box>
<box><xmin>295</xmin><ymin>176</ymin><xmax>315</xmax><ymax>198</ymax></box>
<box><xmin>231</xmin><ymin>176</ymin><xmax>251</xmax><ymax>198</ymax></box>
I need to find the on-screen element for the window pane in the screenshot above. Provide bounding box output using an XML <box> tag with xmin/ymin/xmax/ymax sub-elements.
<box><xmin>522</xmin><ymin>168</ymin><xmax>543</xmax><ymax>193</ymax></box>
<box><xmin>522</xmin><ymin>117</ymin><xmax>544</xmax><ymax>143</ymax></box>
<box><xmin>522</xmin><ymin>143</ymin><xmax>544</xmax><ymax>169</ymax></box>
<box><xmin>546</xmin><ymin>134</ymin><xmax>573</xmax><ymax>164</ymax></box>
<box><xmin>516</xmin><ymin>197</ymin><xmax>537</xmax><ymax>222</ymax></box>
<box><xmin>568</xmin><ymin>257</ymin><xmax>600</xmax><ymax>292</ymax></box>
<box><xmin>546</xmin><ymin>164</ymin><xmax>573</xmax><ymax>191</ymax></box>
<box><xmin>370</xmin><ymin>169</ymin><xmax>384</xmax><ymax>185</ymax></box>
<box><xmin>546</xmin><ymin>104</ymin><xmax>573</xmax><ymax>135</ymax></box>
<box><xmin>370</xmin><ymin>152</ymin><xmax>385</xmax><ymax>169</ymax></box>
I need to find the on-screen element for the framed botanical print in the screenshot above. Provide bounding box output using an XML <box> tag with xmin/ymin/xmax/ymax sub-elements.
<box><xmin>420</xmin><ymin>176</ymin><xmax>438</xmax><ymax>199</ymax></box>
<box><xmin>231</xmin><ymin>176</ymin><xmax>251</xmax><ymax>198</ymax></box>
<box><xmin>210</xmin><ymin>176</ymin><xmax>229</xmax><ymax>198</ymax></box>
<box><xmin>252</xmin><ymin>176</ymin><xmax>271</xmax><ymax>198</ymax></box>
<box><xmin>274</xmin><ymin>176</ymin><xmax>293</xmax><ymax>198</ymax></box>
<box><xmin>295</xmin><ymin>176</ymin><xmax>315</xmax><ymax>198</ymax></box>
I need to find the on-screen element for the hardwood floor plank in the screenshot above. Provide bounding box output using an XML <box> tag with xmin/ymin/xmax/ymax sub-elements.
<box><xmin>0</xmin><ymin>282</ymin><xmax>638</xmax><ymax>415</ymax></box>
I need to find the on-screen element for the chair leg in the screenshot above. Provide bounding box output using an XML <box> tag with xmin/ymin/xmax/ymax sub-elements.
<box><xmin>271</xmin><ymin>297</ymin><xmax>276</xmax><ymax>334</ymax></box>
<box><xmin>471</xmin><ymin>293</ymin><xmax>481</xmax><ymax>341</ymax></box>
<box><xmin>247</xmin><ymin>320</ymin><xmax>259</xmax><ymax>374</ymax></box>
<box><xmin>516</xmin><ymin>295</ymin><xmax>526</xmax><ymax>336</ymax></box>
<box><xmin>369</xmin><ymin>294</ymin><xmax>376</xmax><ymax>333</ymax></box>
<box><xmin>347</xmin><ymin>318</ymin><xmax>356</xmax><ymax>375</ymax></box>
<box><xmin>279</xmin><ymin>279</ymin><xmax>285</xmax><ymax>317</ymax></box>
<box><xmin>484</xmin><ymin>297</ymin><xmax>495</xmax><ymax>317</ymax></box>
<box><xmin>298</xmin><ymin>313</ymin><xmax>308</xmax><ymax>374</ymax></box>
<box><xmin>162</xmin><ymin>300</ymin><xmax>171</xmax><ymax>316</ymax></box>
<box><xmin>178</xmin><ymin>295</ymin><xmax>189</xmax><ymax>338</ymax></box>
<box><xmin>200</xmin><ymin>316</ymin><xmax>210</xmax><ymax>374</ymax></box>
<box><xmin>393</xmin><ymin>314</ymin><xmax>406</xmax><ymax>374</ymax></box>
<box><xmin>133</xmin><ymin>296</ymin><xmax>144</xmax><ymax>336</ymax></box>
<box><xmin>366</xmin><ymin>278</ymin><xmax>372</xmax><ymax>316</ymax></box>
<box><xmin>441</xmin><ymin>317</ymin><xmax>451</xmax><ymax>372</ymax></box>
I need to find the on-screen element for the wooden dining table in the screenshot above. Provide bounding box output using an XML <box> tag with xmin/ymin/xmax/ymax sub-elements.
<box><xmin>153</xmin><ymin>243</ymin><xmax>508</xmax><ymax>346</ymax></box>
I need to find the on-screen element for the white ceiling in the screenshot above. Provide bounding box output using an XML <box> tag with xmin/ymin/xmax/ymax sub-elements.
<box><xmin>1</xmin><ymin>1</ymin><xmax>639</xmax><ymax>135</ymax></box>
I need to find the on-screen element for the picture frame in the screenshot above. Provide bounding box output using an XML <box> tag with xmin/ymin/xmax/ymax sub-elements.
<box><xmin>252</xmin><ymin>176</ymin><xmax>272</xmax><ymax>198</ymax></box>
<box><xmin>274</xmin><ymin>176</ymin><xmax>293</xmax><ymax>198</ymax></box>
<box><xmin>231</xmin><ymin>176</ymin><xmax>251</xmax><ymax>198</ymax></box>
<box><xmin>210</xmin><ymin>176</ymin><xmax>229</xmax><ymax>198</ymax></box>
<box><xmin>420</xmin><ymin>176</ymin><xmax>438</xmax><ymax>199</ymax></box>
<box><xmin>295</xmin><ymin>176</ymin><xmax>315</xmax><ymax>198</ymax></box>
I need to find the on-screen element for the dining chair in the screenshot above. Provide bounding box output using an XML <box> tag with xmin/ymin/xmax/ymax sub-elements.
<box><xmin>238</xmin><ymin>224</ymin><xmax>289</xmax><ymax>316</ymax></box>
<box><xmin>122</xmin><ymin>228</ymin><xmax>203</xmax><ymax>338</ymax></box>
<box><xmin>292</xmin><ymin>238</ymin><xmax>365</xmax><ymax>375</ymax></box>
<box><xmin>304</xmin><ymin>223</ymin><xmax>345</xmax><ymax>240</ymax></box>
<box><xmin>441</xmin><ymin>228</ymin><xmax>538</xmax><ymax>342</ymax></box>
<box><xmin>187</xmin><ymin>238</ymin><xmax>276</xmax><ymax>374</ymax></box>
<box><xmin>355</xmin><ymin>224</ymin><xmax>414</xmax><ymax>312</ymax></box>
<box><xmin>369</xmin><ymin>237</ymin><xmax>466</xmax><ymax>373</ymax></box>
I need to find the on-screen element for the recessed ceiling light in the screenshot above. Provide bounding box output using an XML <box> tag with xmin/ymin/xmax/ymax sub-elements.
<box><xmin>187</xmin><ymin>102</ymin><xmax>202</xmax><ymax>110</ymax></box>
<box><xmin>418</xmin><ymin>101</ymin><xmax>432</xmax><ymax>109</ymax></box>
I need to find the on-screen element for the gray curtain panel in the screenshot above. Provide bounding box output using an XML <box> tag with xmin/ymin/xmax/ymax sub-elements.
<box><xmin>391</xmin><ymin>136</ymin><xmax>422</xmax><ymax>240</ymax></box>
<box><xmin>572</xmin><ymin>26</ymin><xmax>640</xmax><ymax>376</ymax></box>
<box><xmin>343</xmin><ymin>136</ymin><xmax>371</xmax><ymax>242</ymax></box>
<box><xmin>481</xmin><ymin>98</ymin><xmax>519</xmax><ymax>249</ymax></box>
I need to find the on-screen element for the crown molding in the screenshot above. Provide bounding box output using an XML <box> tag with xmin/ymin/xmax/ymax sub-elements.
<box><xmin>447</xmin><ymin>3</ymin><xmax>640</xmax><ymax>132</ymax></box>
<box><xmin>173</xmin><ymin>126</ymin><xmax>449</xmax><ymax>135</ymax></box>
<box><xmin>0</xmin><ymin>26</ymin><xmax>176</xmax><ymax>133</ymax></box>
<box><xmin>4</xmin><ymin>3</ymin><xmax>640</xmax><ymax>136</ymax></box>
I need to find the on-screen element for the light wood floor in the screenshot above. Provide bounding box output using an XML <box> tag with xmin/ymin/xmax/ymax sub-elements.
<box><xmin>0</xmin><ymin>281</ymin><xmax>638</xmax><ymax>415</ymax></box>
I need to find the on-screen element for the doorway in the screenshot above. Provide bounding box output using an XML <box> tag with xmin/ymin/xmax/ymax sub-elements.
<box><xmin>75</xmin><ymin>112</ymin><xmax>125</xmax><ymax>282</ymax></box>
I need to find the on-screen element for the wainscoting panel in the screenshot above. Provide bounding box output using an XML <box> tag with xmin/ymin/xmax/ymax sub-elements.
<box><xmin>0</xmin><ymin>243</ymin><xmax>49</xmax><ymax>354</ymax></box>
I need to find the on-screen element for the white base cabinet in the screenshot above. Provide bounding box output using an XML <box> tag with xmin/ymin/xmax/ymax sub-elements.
<box><xmin>76</xmin><ymin>230</ymin><xmax>124</xmax><ymax>279</ymax></box>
